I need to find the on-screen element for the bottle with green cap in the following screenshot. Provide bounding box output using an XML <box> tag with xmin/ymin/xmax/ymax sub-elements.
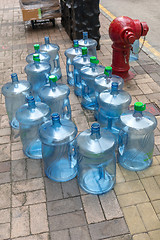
<box><xmin>72</xmin><ymin>47</ymin><xmax>91</xmax><ymax>96</ymax></box>
<box><xmin>78</xmin><ymin>32</ymin><xmax>97</xmax><ymax>57</ymax></box>
<box><xmin>118</xmin><ymin>102</ymin><xmax>157</xmax><ymax>171</ymax></box>
<box><xmin>38</xmin><ymin>75</ymin><xmax>71</xmax><ymax>120</ymax></box>
<box><xmin>80</xmin><ymin>56</ymin><xmax>105</xmax><ymax>110</ymax></box>
<box><xmin>64</xmin><ymin>40</ymin><xmax>81</xmax><ymax>86</ymax></box>
<box><xmin>24</xmin><ymin>53</ymin><xmax>51</xmax><ymax>102</ymax></box>
<box><xmin>94</xmin><ymin>66</ymin><xmax>124</xmax><ymax>119</ymax></box>
<box><xmin>26</xmin><ymin>44</ymin><xmax>50</xmax><ymax>64</ymax></box>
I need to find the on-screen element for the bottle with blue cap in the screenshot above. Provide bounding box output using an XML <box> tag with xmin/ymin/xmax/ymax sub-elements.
<box><xmin>1</xmin><ymin>73</ymin><xmax>31</xmax><ymax>129</ymax></box>
<box><xmin>26</xmin><ymin>44</ymin><xmax>50</xmax><ymax>64</ymax></box>
<box><xmin>39</xmin><ymin>113</ymin><xmax>78</xmax><ymax>182</ymax></box>
<box><xmin>38</xmin><ymin>75</ymin><xmax>71</xmax><ymax>120</ymax></box>
<box><xmin>80</xmin><ymin>56</ymin><xmax>105</xmax><ymax>110</ymax></box>
<box><xmin>76</xmin><ymin>123</ymin><xmax>116</xmax><ymax>194</ymax></box>
<box><xmin>24</xmin><ymin>53</ymin><xmax>51</xmax><ymax>102</ymax></box>
<box><xmin>118</xmin><ymin>102</ymin><xmax>157</xmax><ymax>171</ymax></box>
<box><xmin>16</xmin><ymin>95</ymin><xmax>51</xmax><ymax>159</ymax></box>
<box><xmin>97</xmin><ymin>82</ymin><xmax>132</xmax><ymax>138</ymax></box>
<box><xmin>64</xmin><ymin>40</ymin><xmax>81</xmax><ymax>86</ymax></box>
<box><xmin>72</xmin><ymin>47</ymin><xmax>91</xmax><ymax>97</ymax></box>
<box><xmin>78</xmin><ymin>32</ymin><xmax>97</xmax><ymax>57</ymax></box>
<box><xmin>40</xmin><ymin>36</ymin><xmax>62</xmax><ymax>79</ymax></box>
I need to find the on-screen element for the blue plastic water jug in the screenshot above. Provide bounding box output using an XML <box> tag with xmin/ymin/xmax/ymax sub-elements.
<box><xmin>26</xmin><ymin>44</ymin><xmax>50</xmax><ymax>64</ymax></box>
<box><xmin>16</xmin><ymin>95</ymin><xmax>51</xmax><ymax>159</ymax></box>
<box><xmin>76</xmin><ymin>123</ymin><xmax>116</xmax><ymax>195</ymax></box>
<box><xmin>24</xmin><ymin>54</ymin><xmax>51</xmax><ymax>102</ymax></box>
<box><xmin>97</xmin><ymin>82</ymin><xmax>132</xmax><ymax>136</ymax></box>
<box><xmin>40</xmin><ymin>36</ymin><xmax>62</xmax><ymax>79</ymax></box>
<box><xmin>38</xmin><ymin>75</ymin><xmax>71</xmax><ymax>120</ymax></box>
<box><xmin>65</xmin><ymin>40</ymin><xmax>81</xmax><ymax>86</ymax></box>
<box><xmin>39</xmin><ymin>113</ymin><xmax>78</xmax><ymax>182</ymax></box>
<box><xmin>1</xmin><ymin>73</ymin><xmax>31</xmax><ymax>129</ymax></box>
<box><xmin>78</xmin><ymin>32</ymin><xmax>97</xmax><ymax>57</ymax></box>
<box><xmin>130</xmin><ymin>40</ymin><xmax>139</xmax><ymax>62</ymax></box>
<box><xmin>118</xmin><ymin>102</ymin><xmax>157</xmax><ymax>171</ymax></box>
<box><xmin>73</xmin><ymin>47</ymin><xmax>91</xmax><ymax>97</ymax></box>
<box><xmin>81</xmin><ymin>56</ymin><xmax>105</xmax><ymax>110</ymax></box>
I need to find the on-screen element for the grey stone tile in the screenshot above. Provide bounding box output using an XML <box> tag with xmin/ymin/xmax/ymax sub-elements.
<box><xmin>11</xmin><ymin>159</ymin><xmax>26</xmax><ymax>181</ymax></box>
<box><xmin>62</xmin><ymin>178</ymin><xmax>80</xmax><ymax>198</ymax></box>
<box><xmin>27</xmin><ymin>158</ymin><xmax>42</xmax><ymax>179</ymax></box>
<box><xmin>50</xmin><ymin>230</ymin><xmax>70</xmax><ymax>240</ymax></box>
<box><xmin>70</xmin><ymin>226</ymin><xmax>91</xmax><ymax>240</ymax></box>
<box><xmin>45</xmin><ymin>177</ymin><xmax>63</xmax><ymax>201</ymax></box>
<box><xmin>0</xmin><ymin>171</ymin><xmax>10</xmax><ymax>184</ymax></box>
<box><xmin>0</xmin><ymin>183</ymin><xmax>11</xmax><ymax>209</ymax></box>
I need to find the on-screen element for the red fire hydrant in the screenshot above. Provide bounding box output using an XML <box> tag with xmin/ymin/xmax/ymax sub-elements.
<box><xmin>109</xmin><ymin>16</ymin><xmax>149</xmax><ymax>81</ymax></box>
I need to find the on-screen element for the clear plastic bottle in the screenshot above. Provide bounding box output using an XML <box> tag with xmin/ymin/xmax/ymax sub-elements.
<box><xmin>39</xmin><ymin>113</ymin><xmax>77</xmax><ymax>182</ymax></box>
<box><xmin>76</xmin><ymin>123</ymin><xmax>116</xmax><ymax>194</ymax></box>
<box><xmin>64</xmin><ymin>40</ymin><xmax>81</xmax><ymax>86</ymax></box>
<box><xmin>26</xmin><ymin>44</ymin><xmax>50</xmax><ymax>64</ymax></box>
<box><xmin>24</xmin><ymin>53</ymin><xmax>51</xmax><ymax>102</ymax></box>
<box><xmin>81</xmin><ymin>56</ymin><xmax>105</xmax><ymax>110</ymax></box>
<box><xmin>78</xmin><ymin>32</ymin><xmax>97</xmax><ymax>57</ymax></box>
<box><xmin>72</xmin><ymin>47</ymin><xmax>90</xmax><ymax>97</ymax></box>
<box><xmin>16</xmin><ymin>95</ymin><xmax>51</xmax><ymax>159</ymax></box>
<box><xmin>97</xmin><ymin>82</ymin><xmax>132</xmax><ymax>136</ymax></box>
<box><xmin>130</xmin><ymin>40</ymin><xmax>139</xmax><ymax>62</ymax></box>
<box><xmin>38</xmin><ymin>75</ymin><xmax>71</xmax><ymax>120</ymax></box>
<box><xmin>2</xmin><ymin>73</ymin><xmax>31</xmax><ymax>129</ymax></box>
<box><xmin>40</xmin><ymin>36</ymin><xmax>62</xmax><ymax>79</ymax></box>
<box><xmin>118</xmin><ymin>102</ymin><xmax>157</xmax><ymax>171</ymax></box>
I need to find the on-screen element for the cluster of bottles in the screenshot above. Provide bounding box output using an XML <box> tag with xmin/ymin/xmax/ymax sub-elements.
<box><xmin>1</xmin><ymin>32</ymin><xmax>157</xmax><ymax>195</ymax></box>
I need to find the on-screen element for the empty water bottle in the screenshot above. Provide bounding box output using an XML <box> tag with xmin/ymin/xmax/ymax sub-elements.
<box><xmin>130</xmin><ymin>40</ymin><xmax>139</xmax><ymax>62</ymax></box>
<box><xmin>39</xmin><ymin>113</ymin><xmax>77</xmax><ymax>182</ymax></box>
<box><xmin>26</xmin><ymin>44</ymin><xmax>50</xmax><ymax>64</ymax></box>
<box><xmin>78</xmin><ymin>32</ymin><xmax>97</xmax><ymax>57</ymax></box>
<box><xmin>65</xmin><ymin>40</ymin><xmax>81</xmax><ymax>86</ymax></box>
<box><xmin>94</xmin><ymin>66</ymin><xmax>124</xmax><ymax>120</ymax></box>
<box><xmin>38</xmin><ymin>75</ymin><xmax>71</xmax><ymax>120</ymax></box>
<box><xmin>73</xmin><ymin>47</ymin><xmax>90</xmax><ymax>97</ymax></box>
<box><xmin>2</xmin><ymin>73</ymin><xmax>31</xmax><ymax>129</ymax></box>
<box><xmin>76</xmin><ymin>123</ymin><xmax>116</xmax><ymax>194</ymax></box>
<box><xmin>40</xmin><ymin>36</ymin><xmax>62</xmax><ymax>79</ymax></box>
<box><xmin>97</xmin><ymin>82</ymin><xmax>131</xmax><ymax>137</ymax></box>
<box><xmin>118</xmin><ymin>102</ymin><xmax>157</xmax><ymax>171</ymax></box>
<box><xmin>24</xmin><ymin>54</ymin><xmax>51</xmax><ymax>102</ymax></box>
<box><xmin>16</xmin><ymin>95</ymin><xmax>51</xmax><ymax>159</ymax></box>
<box><xmin>81</xmin><ymin>56</ymin><xmax>105</xmax><ymax>110</ymax></box>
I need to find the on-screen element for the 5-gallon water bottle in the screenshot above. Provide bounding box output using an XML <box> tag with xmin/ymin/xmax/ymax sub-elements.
<box><xmin>94</xmin><ymin>66</ymin><xmax>124</xmax><ymax>120</ymax></box>
<box><xmin>118</xmin><ymin>102</ymin><xmax>157</xmax><ymax>171</ymax></box>
<box><xmin>65</xmin><ymin>40</ymin><xmax>81</xmax><ymax>86</ymax></box>
<box><xmin>2</xmin><ymin>73</ymin><xmax>31</xmax><ymax>129</ymax></box>
<box><xmin>26</xmin><ymin>44</ymin><xmax>50</xmax><ymax>64</ymax></box>
<box><xmin>40</xmin><ymin>36</ymin><xmax>62</xmax><ymax>79</ymax></box>
<box><xmin>130</xmin><ymin>40</ymin><xmax>139</xmax><ymax>62</ymax></box>
<box><xmin>38</xmin><ymin>75</ymin><xmax>71</xmax><ymax>120</ymax></box>
<box><xmin>76</xmin><ymin>123</ymin><xmax>116</xmax><ymax>194</ymax></box>
<box><xmin>39</xmin><ymin>113</ymin><xmax>77</xmax><ymax>182</ymax></box>
<box><xmin>97</xmin><ymin>82</ymin><xmax>132</xmax><ymax>136</ymax></box>
<box><xmin>25</xmin><ymin>54</ymin><xmax>51</xmax><ymax>102</ymax></box>
<box><xmin>73</xmin><ymin>47</ymin><xmax>91</xmax><ymax>97</ymax></box>
<box><xmin>81</xmin><ymin>56</ymin><xmax>105</xmax><ymax>110</ymax></box>
<box><xmin>78</xmin><ymin>32</ymin><xmax>97</xmax><ymax>57</ymax></box>
<box><xmin>16</xmin><ymin>95</ymin><xmax>51</xmax><ymax>159</ymax></box>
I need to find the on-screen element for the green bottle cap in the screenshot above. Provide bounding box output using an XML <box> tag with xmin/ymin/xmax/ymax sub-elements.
<box><xmin>134</xmin><ymin>102</ymin><xmax>146</xmax><ymax>111</ymax></box>
<box><xmin>33</xmin><ymin>53</ymin><xmax>40</xmax><ymax>62</ymax></box>
<box><xmin>73</xmin><ymin>40</ymin><xmax>79</xmax><ymax>48</ymax></box>
<box><xmin>34</xmin><ymin>44</ymin><xmax>40</xmax><ymax>50</ymax></box>
<box><xmin>90</xmin><ymin>56</ymin><xmax>99</xmax><ymax>64</ymax></box>
<box><xmin>82</xmin><ymin>47</ymin><xmax>88</xmax><ymax>55</ymax></box>
<box><xmin>49</xmin><ymin>75</ymin><xmax>58</xmax><ymax>83</ymax></box>
<box><xmin>104</xmin><ymin>66</ymin><xmax>112</xmax><ymax>76</ymax></box>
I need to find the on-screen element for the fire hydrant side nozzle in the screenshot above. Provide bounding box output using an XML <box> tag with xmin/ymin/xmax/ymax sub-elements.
<box><xmin>109</xmin><ymin>16</ymin><xmax>149</xmax><ymax>81</ymax></box>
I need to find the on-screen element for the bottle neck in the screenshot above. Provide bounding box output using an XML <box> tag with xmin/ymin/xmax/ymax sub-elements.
<box><xmin>110</xmin><ymin>83</ymin><xmax>119</xmax><ymax>95</ymax></box>
<box><xmin>27</xmin><ymin>99</ymin><xmax>36</xmax><ymax>109</ymax></box>
<box><xmin>52</xmin><ymin>114</ymin><xmax>61</xmax><ymax>127</ymax></box>
<box><xmin>133</xmin><ymin>110</ymin><xmax>143</xmax><ymax>118</ymax></box>
<box><xmin>91</xmin><ymin>124</ymin><xmax>101</xmax><ymax>139</ymax></box>
<box><xmin>50</xmin><ymin>80</ymin><xmax>57</xmax><ymax>88</ymax></box>
<box><xmin>45</xmin><ymin>37</ymin><xmax>50</xmax><ymax>45</ymax></box>
<box><xmin>34</xmin><ymin>60</ymin><xmax>40</xmax><ymax>67</ymax></box>
<box><xmin>91</xmin><ymin>62</ymin><xmax>96</xmax><ymax>72</ymax></box>
<box><xmin>11</xmin><ymin>73</ymin><xmax>19</xmax><ymax>83</ymax></box>
<box><xmin>83</xmin><ymin>32</ymin><xmax>88</xmax><ymax>44</ymax></box>
<box><xmin>35</xmin><ymin>49</ymin><xmax>40</xmax><ymax>53</ymax></box>
<box><xmin>75</xmin><ymin>46</ymin><xmax>79</xmax><ymax>53</ymax></box>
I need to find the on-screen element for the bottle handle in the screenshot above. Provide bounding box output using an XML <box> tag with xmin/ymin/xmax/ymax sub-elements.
<box><xmin>118</xmin><ymin>130</ymin><xmax>128</xmax><ymax>156</ymax></box>
<box><xmin>82</xmin><ymin>80</ymin><xmax>89</xmax><ymax>96</ymax></box>
<box><xmin>69</xmin><ymin>140</ymin><xmax>77</xmax><ymax>169</ymax></box>
<box><xmin>63</xmin><ymin>98</ymin><xmax>71</xmax><ymax>120</ymax></box>
<box><xmin>53</xmin><ymin>54</ymin><xmax>60</xmax><ymax>69</ymax></box>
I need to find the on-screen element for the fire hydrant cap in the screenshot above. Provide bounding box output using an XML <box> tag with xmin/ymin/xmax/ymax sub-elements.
<box><xmin>33</xmin><ymin>53</ymin><xmax>40</xmax><ymax>62</ymax></box>
<box><xmin>104</xmin><ymin>66</ymin><xmax>112</xmax><ymax>76</ymax></box>
<box><xmin>90</xmin><ymin>56</ymin><xmax>99</xmax><ymax>64</ymax></box>
<box><xmin>49</xmin><ymin>75</ymin><xmax>58</xmax><ymax>83</ymax></box>
<box><xmin>34</xmin><ymin>44</ymin><xmax>40</xmax><ymax>50</ymax></box>
<box><xmin>82</xmin><ymin>47</ymin><xmax>88</xmax><ymax>55</ymax></box>
<box><xmin>134</xmin><ymin>102</ymin><xmax>146</xmax><ymax>111</ymax></box>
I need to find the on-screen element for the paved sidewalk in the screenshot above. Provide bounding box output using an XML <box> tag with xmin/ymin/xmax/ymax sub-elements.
<box><xmin>0</xmin><ymin>1</ymin><xmax>160</xmax><ymax>240</ymax></box>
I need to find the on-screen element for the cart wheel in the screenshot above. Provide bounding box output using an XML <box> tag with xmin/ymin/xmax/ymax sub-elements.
<box><xmin>31</xmin><ymin>20</ymin><xmax>35</xmax><ymax>29</ymax></box>
<box><xmin>50</xmin><ymin>19</ymin><xmax>55</xmax><ymax>27</ymax></box>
